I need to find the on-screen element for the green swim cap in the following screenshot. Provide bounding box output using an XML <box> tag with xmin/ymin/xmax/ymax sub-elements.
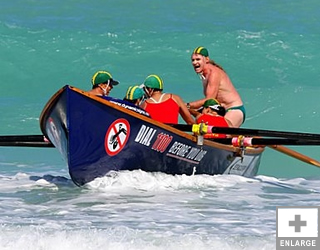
<box><xmin>193</xmin><ymin>46</ymin><xmax>209</xmax><ymax>57</ymax></box>
<box><xmin>91</xmin><ymin>71</ymin><xmax>119</xmax><ymax>86</ymax></box>
<box><xmin>203</xmin><ymin>98</ymin><xmax>219</xmax><ymax>108</ymax></box>
<box><xmin>125</xmin><ymin>85</ymin><xmax>144</xmax><ymax>100</ymax></box>
<box><xmin>144</xmin><ymin>74</ymin><xmax>163</xmax><ymax>90</ymax></box>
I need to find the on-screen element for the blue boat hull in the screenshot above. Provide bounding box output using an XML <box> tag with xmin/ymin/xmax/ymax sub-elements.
<box><xmin>40</xmin><ymin>86</ymin><xmax>264</xmax><ymax>186</ymax></box>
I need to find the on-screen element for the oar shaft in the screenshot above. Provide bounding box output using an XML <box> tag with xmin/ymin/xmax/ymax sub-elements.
<box><xmin>0</xmin><ymin>135</ymin><xmax>46</xmax><ymax>142</ymax></box>
<box><xmin>0</xmin><ymin>141</ymin><xmax>54</xmax><ymax>147</ymax></box>
<box><xmin>0</xmin><ymin>135</ymin><xmax>54</xmax><ymax>147</ymax></box>
<box><xmin>209</xmin><ymin>126</ymin><xmax>320</xmax><ymax>141</ymax></box>
<box><xmin>168</xmin><ymin>124</ymin><xmax>320</xmax><ymax>141</ymax></box>
<box><xmin>269</xmin><ymin>145</ymin><xmax>320</xmax><ymax>168</ymax></box>
<box><xmin>212</xmin><ymin>137</ymin><xmax>320</xmax><ymax>146</ymax></box>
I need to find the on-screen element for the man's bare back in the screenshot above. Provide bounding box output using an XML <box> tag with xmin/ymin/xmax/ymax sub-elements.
<box><xmin>203</xmin><ymin>64</ymin><xmax>243</xmax><ymax>109</ymax></box>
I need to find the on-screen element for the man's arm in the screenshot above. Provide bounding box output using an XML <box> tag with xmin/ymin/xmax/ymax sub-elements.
<box><xmin>189</xmin><ymin>108</ymin><xmax>200</xmax><ymax>118</ymax></box>
<box><xmin>189</xmin><ymin>71</ymin><xmax>220</xmax><ymax>109</ymax></box>
<box><xmin>188</xmin><ymin>98</ymin><xmax>208</xmax><ymax>109</ymax></box>
<box><xmin>205</xmin><ymin>72</ymin><xmax>220</xmax><ymax>98</ymax></box>
<box><xmin>172</xmin><ymin>94</ymin><xmax>195</xmax><ymax>125</ymax></box>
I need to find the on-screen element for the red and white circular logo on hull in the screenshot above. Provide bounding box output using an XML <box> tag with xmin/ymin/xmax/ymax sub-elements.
<box><xmin>105</xmin><ymin>119</ymin><xmax>130</xmax><ymax>156</ymax></box>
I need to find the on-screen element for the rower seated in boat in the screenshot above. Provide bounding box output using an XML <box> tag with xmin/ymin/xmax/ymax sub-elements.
<box><xmin>190</xmin><ymin>98</ymin><xmax>229</xmax><ymax>138</ymax></box>
<box><xmin>122</xmin><ymin>85</ymin><xmax>150</xmax><ymax>117</ymax></box>
<box><xmin>123</xmin><ymin>85</ymin><xmax>145</xmax><ymax>106</ymax></box>
<box><xmin>140</xmin><ymin>74</ymin><xmax>195</xmax><ymax>125</ymax></box>
<box><xmin>87</xmin><ymin>70</ymin><xmax>119</xmax><ymax>96</ymax></box>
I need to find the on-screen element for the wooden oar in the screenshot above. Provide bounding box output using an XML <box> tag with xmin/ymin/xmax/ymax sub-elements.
<box><xmin>269</xmin><ymin>145</ymin><xmax>320</xmax><ymax>168</ymax></box>
<box><xmin>168</xmin><ymin>124</ymin><xmax>320</xmax><ymax>168</ymax></box>
<box><xmin>168</xmin><ymin>124</ymin><xmax>320</xmax><ymax>141</ymax></box>
<box><xmin>213</xmin><ymin>137</ymin><xmax>320</xmax><ymax>168</ymax></box>
<box><xmin>0</xmin><ymin>135</ymin><xmax>54</xmax><ymax>147</ymax></box>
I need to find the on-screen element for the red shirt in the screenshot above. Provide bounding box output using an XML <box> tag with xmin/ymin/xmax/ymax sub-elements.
<box><xmin>196</xmin><ymin>114</ymin><xmax>228</xmax><ymax>138</ymax></box>
<box><xmin>144</xmin><ymin>95</ymin><xmax>179</xmax><ymax>123</ymax></box>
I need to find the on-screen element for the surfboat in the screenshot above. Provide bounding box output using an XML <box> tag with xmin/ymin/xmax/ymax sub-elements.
<box><xmin>39</xmin><ymin>85</ymin><xmax>264</xmax><ymax>186</ymax></box>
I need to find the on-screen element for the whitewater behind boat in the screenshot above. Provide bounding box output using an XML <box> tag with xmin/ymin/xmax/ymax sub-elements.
<box><xmin>39</xmin><ymin>85</ymin><xmax>264</xmax><ymax>186</ymax></box>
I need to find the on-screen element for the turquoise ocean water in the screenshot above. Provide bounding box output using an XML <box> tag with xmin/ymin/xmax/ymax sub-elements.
<box><xmin>1</xmin><ymin>1</ymin><xmax>320</xmax><ymax>249</ymax></box>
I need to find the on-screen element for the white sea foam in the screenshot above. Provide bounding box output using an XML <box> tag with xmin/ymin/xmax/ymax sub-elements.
<box><xmin>0</xmin><ymin>227</ymin><xmax>275</xmax><ymax>250</ymax></box>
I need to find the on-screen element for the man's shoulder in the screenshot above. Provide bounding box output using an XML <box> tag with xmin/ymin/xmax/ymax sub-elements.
<box><xmin>207</xmin><ymin>65</ymin><xmax>224</xmax><ymax>77</ymax></box>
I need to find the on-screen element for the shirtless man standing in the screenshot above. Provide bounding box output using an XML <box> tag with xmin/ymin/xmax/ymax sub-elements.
<box><xmin>187</xmin><ymin>47</ymin><xmax>245</xmax><ymax>128</ymax></box>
